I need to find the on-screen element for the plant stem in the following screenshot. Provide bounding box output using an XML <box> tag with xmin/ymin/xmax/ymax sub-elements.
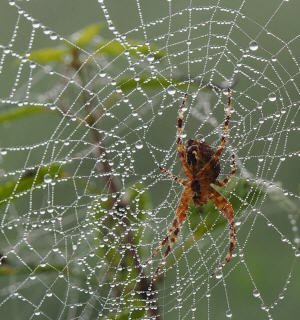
<box><xmin>71</xmin><ymin>48</ymin><xmax>161</xmax><ymax>319</ymax></box>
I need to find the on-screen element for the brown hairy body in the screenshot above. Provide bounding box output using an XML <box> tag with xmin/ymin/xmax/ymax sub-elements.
<box><xmin>151</xmin><ymin>89</ymin><xmax>236</xmax><ymax>280</ymax></box>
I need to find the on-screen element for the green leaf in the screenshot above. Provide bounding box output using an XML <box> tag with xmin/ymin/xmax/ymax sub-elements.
<box><xmin>95</xmin><ymin>39</ymin><xmax>165</xmax><ymax>59</ymax></box>
<box><xmin>126</xmin><ymin>40</ymin><xmax>165</xmax><ymax>59</ymax></box>
<box><xmin>0</xmin><ymin>263</ymin><xmax>66</xmax><ymax>277</ymax></box>
<box><xmin>0</xmin><ymin>105</ymin><xmax>50</xmax><ymax>124</ymax></box>
<box><xmin>0</xmin><ymin>164</ymin><xmax>63</xmax><ymax>205</ymax></box>
<box><xmin>29</xmin><ymin>47</ymin><xmax>66</xmax><ymax>63</ymax></box>
<box><xmin>117</xmin><ymin>75</ymin><xmax>220</xmax><ymax>93</ymax></box>
<box><xmin>118</xmin><ymin>76</ymin><xmax>182</xmax><ymax>92</ymax></box>
<box><xmin>72</xmin><ymin>23</ymin><xmax>103</xmax><ymax>48</ymax></box>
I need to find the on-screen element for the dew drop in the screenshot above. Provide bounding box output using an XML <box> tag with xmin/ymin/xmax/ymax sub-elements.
<box><xmin>249</xmin><ymin>40</ymin><xmax>258</xmax><ymax>51</ymax></box>
<box><xmin>167</xmin><ymin>87</ymin><xmax>176</xmax><ymax>95</ymax></box>
<box><xmin>226</xmin><ymin>309</ymin><xmax>232</xmax><ymax>318</ymax></box>
<box><xmin>215</xmin><ymin>269</ymin><xmax>222</xmax><ymax>279</ymax></box>
<box><xmin>99</xmin><ymin>72</ymin><xmax>106</xmax><ymax>78</ymax></box>
<box><xmin>50</xmin><ymin>33</ymin><xmax>58</xmax><ymax>40</ymax></box>
<box><xmin>0</xmin><ymin>149</ymin><xmax>7</xmax><ymax>155</ymax></box>
<box><xmin>29</xmin><ymin>62</ymin><xmax>36</xmax><ymax>69</ymax></box>
<box><xmin>295</xmin><ymin>249</ymin><xmax>300</xmax><ymax>257</ymax></box>
<box><xmin>271</xmin><ymin>56</ymin><xmax>277</xmax><ymax>62</ymax></box>
<box><xmin>253</xmin><ymin>288</ymin><xmax>261</xmax><ymax>298</ymax></box>
<box><xmin>135</xmin><ymin>142</ymin><xmax>144</xmax><ymax>149</ymax></box>
<box><xmin>101</xmin><ymin>195</ymin><xmax>108</xmax><ymax>202</ymax></box>
<box><xmin>43</xmin><ymin>174</ymin><xmax>52</xmax><ymax>184</ymax></box>
<box><xmin>32</xmin><ymin>22</ymin><xmax>40</xmax><ymax>29</ymax></box>
<box><xmin>268</xmin><ymin>93</ymin><xmax>276</xmax><ymax>102</ymax></box>
<box><xmin>147</xmin><ymin>56</ymin><xmax>155</xmax><ymax>62</ymax></box>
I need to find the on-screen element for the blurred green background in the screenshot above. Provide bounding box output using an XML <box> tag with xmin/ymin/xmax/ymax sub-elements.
<box><xmin>0</xmin><ymin>0</ymin><xmax>299</xmax><ymax>319</ymax></box>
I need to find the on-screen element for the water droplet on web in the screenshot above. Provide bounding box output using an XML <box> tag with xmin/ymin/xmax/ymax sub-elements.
<box><xmin>167</xmin><ymin>87</ymin><xmax>176</xmax><ymax>95</ymax></box>
<box><xmin>147</xmin><ymin>56</ymin><xmax>155</xmax><ymax>62</ymax></box>
<box><xmin>99</xmin><ymin>72</ymin><xmax>106</xmax><ymax>78</ymax></box>
<box><xmin>249</xmin><ymin>40</ymin><xmax>258</xmax><ymax>51</ymax></box>
<box><xmin>253</xmin><ymin>288</ymin><xmax>261</xmax><ymax>298</ymax></box>
<box><xmin>32</xmin><ymin>22</ymin><xmax>40</xmax><ymax>29</ymax></box>
<box><xmin>215</xmin><ymin>269</ymin><xmax>222</xmax><ymax>279</ymax></box>
<box><xmin>50</xmin><ymin>33</ymin><xmax>58</xmax><ymax>40</ymax></box>
<box><xmin>295</xmin><ymin>249</ymin><xmax>300</xmax><ymax>257</ymax></box>
<box><xmin>226</xmin><ymin>309</ymin><xmax>233</xmax><ymax>318</ymax></box>
<box><xmin>43</xmin><ymin>174</ymin><xmax>52</xmax><ymax>184</ymax></box>
<box><xmin>268</xmin><ymin>93</ymin><xmax>276</xmax><ymax>102</ymax></box>
<box><xmin>29</xmin><ymin>62</ymin><xmax>36</xmax><ymax>69</ymax></box>
<box><xmin>271</xmin><ymin>56</ymin><xmax>277</xmax><ymax>62</ymax></box>
<box><xmin>135</xmin><ymin>142</ymin><xmax>144</xmax><ymax>149</ymax></box>
<box><xmin>100</xmin><ymin>195</ymin><xmax>108</xmax><ymax>202</ymax></box>
<box><xmin>0</xmin><ymin>149</ymin><xmax>7</xmax><ymax>155</ymax></box>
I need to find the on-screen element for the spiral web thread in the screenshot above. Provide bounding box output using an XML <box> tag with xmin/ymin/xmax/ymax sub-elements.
<box><xmin>0</xmin><ymin>0</ymin><xmax>299</xmax><ymax>319</ymax></box>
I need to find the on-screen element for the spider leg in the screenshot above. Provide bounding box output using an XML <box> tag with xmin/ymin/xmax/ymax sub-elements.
<box><xmin>208</xmin><ymin>186</ymin><xmax>236</xmax><ymax>263</ymax></box>
<box><xmin>159</xmin><ymin>166</ymin><xmax>186</xmax><ymax>185</ymax></box>
<box><xmin>214</xmin><ymin>154</ymin><xmax>236</xmax><ymax>187</ymax></box>
<box><xmin>199</xmin><ymin>88</ymin><xmax>232</xmax><ymax>177</ymax></box>
<box><xmin>177</xmin><ymin>94</ymin><xmax>192</xmax><ymax>178</ymax></box>
<box><xmin>151</xmin><ymin>187</ymin><xmax>192</xmax><ymax>279</ymax></box>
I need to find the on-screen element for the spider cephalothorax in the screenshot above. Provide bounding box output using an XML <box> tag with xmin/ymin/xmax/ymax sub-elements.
<box><xmin>152</xmin><ymin>89</ymin><xmax>236</xmax><ymax>280</ymax></box>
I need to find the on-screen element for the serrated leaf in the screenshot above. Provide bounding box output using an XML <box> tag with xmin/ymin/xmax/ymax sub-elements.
<box><xmin>0</xmin><ymin>164</ymin><xmax>63</xmax><ymax>205</ymax></box>
<box><xmin>0</xmin><ymin>105</ymin><xmax>50</xmax><ymax>124</ymax></box>
<box><xmin>72</xmin><ymin>23</ymin><xmax>103</xmax><ymax>48</ymax></box>
<box><xmin>95</xmin><ymin>39</ymin><xmax>165</xmax><ymax>59</ymax></box>
<box><xmin>29</xmin><ymin>47</ymin><xmax>66</xmax><ymax>63</ymax></box>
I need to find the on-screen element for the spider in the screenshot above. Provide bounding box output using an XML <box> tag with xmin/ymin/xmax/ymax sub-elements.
<box><xmin>151</xmin><ymin>88</ymin><xmax>236</xmax><ymax>279</ymax></box>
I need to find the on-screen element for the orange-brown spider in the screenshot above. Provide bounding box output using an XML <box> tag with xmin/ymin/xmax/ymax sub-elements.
<box><xmin>152</xmin><ymin>88</ymin><xmax>236</xmax><ymax>279</ymax></box>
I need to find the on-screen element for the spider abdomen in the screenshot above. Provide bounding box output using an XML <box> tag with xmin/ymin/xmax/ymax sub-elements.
<box><xmin>186</xmin><ymin>139</ymin><xmax>221</xmax><ymax>180</ymax></box>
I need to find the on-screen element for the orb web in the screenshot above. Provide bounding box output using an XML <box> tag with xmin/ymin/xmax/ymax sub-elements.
<box><xmin>0</xmin><ymin>0</ymin><xmax>299</xmax><ymax>319</ymax></box>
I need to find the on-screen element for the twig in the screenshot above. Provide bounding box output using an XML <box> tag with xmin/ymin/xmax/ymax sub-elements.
<box><xmin>71</xmin><ymin>48</ymin><xmax>161</xmax><ymax>319</ymax></box>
